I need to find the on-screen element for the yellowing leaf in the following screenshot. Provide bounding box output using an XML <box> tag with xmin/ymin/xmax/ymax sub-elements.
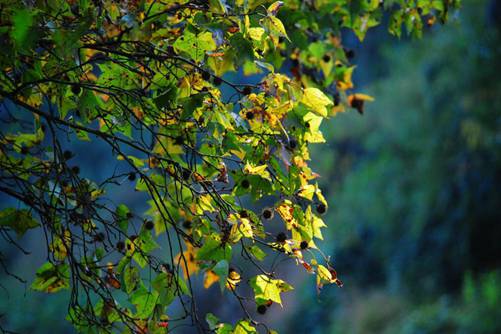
<box><xmin>250</xmin><ymin>275</ymin><xmax>293</xmax><ymax>305</ymax></box>
<box><xmin>243</xmin><ymin>162</ymin><xmax>271</xmax><ymax>180</ymax></box>
<box><xmin>317</xmin><ymin>264</ymin><xmax>332</xmax><ymax>282</ymax></box>
<box><xmin>348</xmin><ymin>93</ymin><xmax>375</xmax><ymax>115</ymax></box>
<box><xmin>248</xmin><ymin>27</ymin><xmax>265</xmax><ymax>41</ymax></box>
<box><xmin>276</xmin><ymin>200</ymin><xmax>296</xmax><ymax>230</ymax></box>
<box><xmin>302</xmin><ymin>88</ymin><xmax>333</xmax><ymax>117</ymax></box>
<box><xmin>226</xmin><ymin>268</ymin><xmax>241</xmax><ymax>290</ymax></box>
<box><xmin>337</xmin><ymin>66</ymin><xmax>355</xmax><ymax>91</ymax></box>
<box><xmin>267</xmin><ymin>1</ymin><xmax>284</xmax><ymax>16</ymax></box>
<box><xmin>197</xmin><ymin>194</ymin><xmax>216</xmax><ymax>213</ymax></box>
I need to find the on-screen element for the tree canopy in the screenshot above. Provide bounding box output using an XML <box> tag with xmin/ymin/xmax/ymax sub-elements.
<box><xmin>0</xmin><ymin>0</ymin><xmax>459</xmax><ymax>333</ymax></box>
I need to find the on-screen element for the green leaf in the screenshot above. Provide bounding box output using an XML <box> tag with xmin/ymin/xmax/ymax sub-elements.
<box><xmin>115</xmin><ymin>204</ymin><xmax>130</xmax><ymax>232</ymax></box>
<box><xmin>130</xmin><ymin>287</ymin><xmax>159</xmax><ymax>318</ymax></box>
<box><xmin>0</xmin><ymin>208</ymin><xmax>39</xmax><ymax>236</ymax></box>
<box><xmin>10</xmin><ymin>8</ymin><xmax>35</xmax><ymax>48</ymax></box>
<box><xmin>212</xmin><ymin>260</ymin><xmax>229</xmax><ymax>292</ymax></box>
<box><xmin>31</xmin><ymin>262</ymin><xmax>69</xmax><ymax>293</ymax></box>
<box><xmin>152</xmin><ymin>272</ymin><xmax>176</xmax><ymax>306</ymax></box>
<box><xmin>196</xmin><ymin>236</ymin><xmax>232</xmax><ymax>262</ymax></box>
<box><xmin>248</xmin><ymin>245</ymin><xmax>267</xmax><ymax>261</ymax></box>
<box><xmin>154</xmin><ymin>82</ymin><xmax>178</xmax><ymax>109</ymax></box>
<box><xmin>123</xmin><ymin>265</ymin><xmax>140</xmax><ymax>294</ymax></box>
<box><xmin>173</xmin><ymin>30</ymin><xmax>216</xmax><ymax>63</ymax></box>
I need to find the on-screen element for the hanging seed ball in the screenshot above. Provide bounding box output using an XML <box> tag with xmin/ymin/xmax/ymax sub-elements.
<box><xmin>300</xmin><ymin>241</ymin><xmax>309</xmax><ymax>250</ymax></box>
<box><xmin>144</xmin><ymin>220</ymin><xmax>154</xmax><ymax>230</ymax></box>
<box><xmin>257</xmin><ymin>305</ymin><xmax>267</xmax><ymax>315</ymax></box>
<box><xmin>322</xmin><ymin>54</ymin><xmax>331</xmax><ymax>62</ymax></box>
<box><xmin>126</xmin><ymin>212</ymin><xmax>134</xmax><ymax>219</ymax></box>
<box><xmin>128</xmin><ymin>172</ymin><xmax>136</xmax><ymax>181</ymax></box>
<box><xmin>116</xmin><ymin>241</ymin><xmax>125</xmax><ymax>251</ymax></box>
<box><xmin>63</xmin><ymin>150</ymin><xmax>73</xmax><ymax>160</ymax></box>
<box><xmin>276</xmin><ymin>232</ymin><xmax>287</xmax><ymax>243</ymax></box>
<box><xmin>182</xmin><ymin>169</ymin><xmax>191</xmax><ymax>180</ymax></box>
<box><xmin>289</xmin><ymin>138</ymin><xmax>298</xmax><ymax>149</ymax></box>
<box><xmin>71</xmin><ymin>85</ymin><xmax>81</xmax><ymax>95</ymax></box>
<box><xmin>239</xmin><ymin>210</ymin><xmax>249</xmax><ymax>218</ymax></box>
<box><xmin>182</xmin><ymin>220</ymin><xmax>192</xmax><ymax>229</ymax></box>
<box><xmin>316</xmin><ymin>203</ymin><xmax>327</xmax><ymax>215</ymax></box>
<box><xmin>262</xmin><ymin>208</ymin><xmax>274</xmax><ymax>220</ymax></box>
<box><xmin>242</xmin><ymin>86</ymin><xmax>252</xmax><ymax>95</ymax></box>
<box><xmin>333</xmin><ymin>92</ymin><xmax>341</xmax><ymax>106</ymax></box>
<box><xmin>241</xmin><ymin>179</ymin><xmax>250</xmax><ymax>189</ymax></box>
<box><xmin>344</xmin><ymin>48</ymin><xmax>355</xmax><ymax>59</ymax></box>
<box><xmin>212</xmin><ymin>76</ymin><xmax>223</xmax><ymax>86</ymax></box>
<box><xmin>201</xmin><ymin>71</ymin><xmax>211</xmax><ymax>81</ymax></box>
<box><xmin>94</xmin><ymin>232</ymin><xmax>105</xmax><ymax>242</ymax></box>
<box><xmin>245</xmin><ymin>111</ymin><xmax>255</xmax><ymax>120</ymax></box>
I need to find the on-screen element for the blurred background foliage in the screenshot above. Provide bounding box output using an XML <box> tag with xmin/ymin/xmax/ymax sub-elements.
<box><xmin>287</xmin><ymin>0</ymin><xmax>501</xmax><ymax>333</ymax></box>
<box><xmin>1</xmin><ymin>0</ymin><xmax>500</xmax><ymax>333</ymax></box>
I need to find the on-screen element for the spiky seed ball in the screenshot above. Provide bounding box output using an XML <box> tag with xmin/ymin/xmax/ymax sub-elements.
<box><xmin>182</xmin><ymin>169</ymin><xmax>191</xmax><ymax>180</ymax></box>
<box><xmin>262</xmin><ymin>208</ymin><xmax>274</xmax><ymax>220</ymax></box>
<box><xmin>344</xmin><ymin>48</ymin><xmax>355</xmax><ymax>59</ymax></box>
<box><xmin>128</xmin><ymin>172</ymin><xmax>136</xmax><ymax>181</ymax></box>
<box><xmin>316</xmin><ymin>203</ymin><xmax>327</xmax><ymax>215</ymax></box>
<box><xmin>241</xmin><ymin>179</ymin><xmax>250</xmax><ymax>189</ymax></box>
<box><xmin>213</xmin><ymin>76</ymin><xmax>222</xmax><ymax>86</ymax></box>
<box><xmin>94</xmin><ymin>232</ymin><xmax>105</xmax><ymax>242</ymax></box>
<box><xmin>144</xmin><ymin>220</ymin><xmax>154</xmax><ymax>230</ymax></box>
<box><xmin>63</xmin><ymin>150</ymin><xmax>73</xmax><ymax>160</ymax></box>
<box><xmin>201</xmin><ymin>71</ymin><xmax>211</xmax><ymax>81</ymax></box>
<box><xmin>276</xmin><ymin>232</ymin><xmax>287</xmax><ymax>243</ymax></box>
<box><xmin>300</xmin><ymin>241</ymin><xmax>309</xmax><ymax>250</ymax></box>
<box><xmin>182</xmin><ymin>220</ymin><xmax>192</xmax><ymax>229</ymax></box>
<box><xmin>71</xmin><ymin>85</ymin><xmax>81</xmax><ymax>95</ymax></box>
<box><xmin>257</xmin><ymin>305</ymin><xmax>267</xmax><ymax>315</ymax></box>
<box><xmin>116</xmin><ymin>241</ymin><xmax>125</xmax><ymax>251</ymax></box>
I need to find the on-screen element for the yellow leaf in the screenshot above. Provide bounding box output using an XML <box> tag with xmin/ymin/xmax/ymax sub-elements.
<box><xmin>297</xmin><ymin>184</ymin><xmax>316</xmax><ymax>200</ymax></box>
<box><xmin>301</xmin><ymin>88</ymin><xmax>333</xmax><ymax>117</ymax></box>
<box><xmin>204</xmin><ymin>270</ymin><xmax>220</xmax><ymax>289</ymax></box>
<box><xmin>176</xmin><ymin>243</ymin><xmax>199</xmax><ymax>279</ymax></box>
<box><xmin>303</xmin><ymin>112</ymin><xmax>325</xmax><ymax>143</ymax></box>
<box><xmin>317</xmin><ymin>264</ymin><xmax>332</xmax><ymax>282</ymax></box>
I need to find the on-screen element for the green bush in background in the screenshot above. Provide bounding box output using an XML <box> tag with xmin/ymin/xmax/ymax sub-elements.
<box><xmin>288</xmin><ymin>0</ymin><xmax>501</xmax><ymax>333</ymax></box>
